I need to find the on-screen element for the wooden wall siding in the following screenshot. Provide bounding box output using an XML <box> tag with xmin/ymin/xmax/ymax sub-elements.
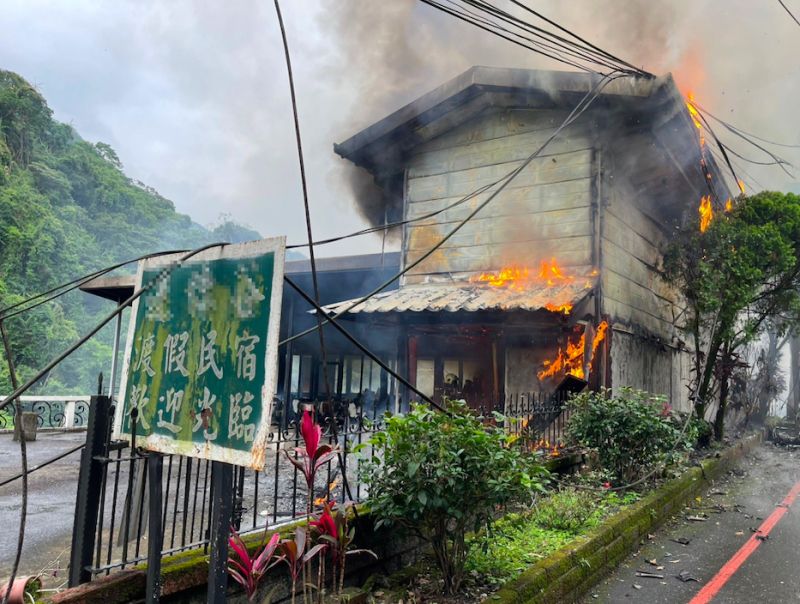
<box><xmin>599</xmin><ymin>142</ymin><xmax>687</xmax><ymax>340</ymax></box>
<box><xmin>610</xmin><ymin>331</ymin><xmax>678</xmax><ymax>406</ymax></box>
<box><xmin>404</xmin><ymin>108</ymin><xmax>595</xmax><ymax>280</ymax></box>
<box><xmin>413</xmin><ymin>108</ymin><xmax>581</xmax><ymax>154</ymax></box>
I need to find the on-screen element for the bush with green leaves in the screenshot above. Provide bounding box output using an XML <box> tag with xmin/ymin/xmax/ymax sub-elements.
<box><xmin>566</xmin><ymin>388</ymin><xmax>686</xmax><ymax>484</ymax></box>
<box><xmin>532</xmin><ymin>487</ymin><xmax>596</xmax><ymax>533</ymax></box>
<box><xmin>360</xmin><ymin>400</ymin><xmax>548</xmax><ymax>594</ymax></box>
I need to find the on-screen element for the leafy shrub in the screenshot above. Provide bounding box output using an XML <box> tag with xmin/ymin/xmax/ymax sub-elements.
<box><xmin>684</xmin><ymin>415</ymin><xmax>713</xmax><ymax>449</ymax></box>
<box><xmin>566</xmin><ymin>388</ymin><xmax>686</xmax><ymax>484</ymax></box>
<box><xmin>361</xmin><ymin>400</ymin><xmax>548</xmax><ymax>594</ymax></box>
<box><xmin>532</xmin><ymin>488</ymin><xmax>596</xmax><ymax>533</ymax></box>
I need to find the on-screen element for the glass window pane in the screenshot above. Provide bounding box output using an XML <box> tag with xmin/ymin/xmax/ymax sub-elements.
<box><xmin>416</xmin><ymin>358</ymin><xmax>435</xmax><ymax>398</ymax></box>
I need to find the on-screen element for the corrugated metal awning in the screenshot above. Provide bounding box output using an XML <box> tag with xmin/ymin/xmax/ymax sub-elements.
<box><xmin>319</xmin><ymin>279</ymin><xmax>596</xmax><ymax>315</ymax></box>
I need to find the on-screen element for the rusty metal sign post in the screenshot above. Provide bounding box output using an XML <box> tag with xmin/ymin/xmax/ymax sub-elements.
<box><xmin>114</xmin><ymin>238</ymin><xmax>286</xmax><ymax>603</ymax></box>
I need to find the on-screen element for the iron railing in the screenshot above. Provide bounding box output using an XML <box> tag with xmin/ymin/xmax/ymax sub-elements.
<box><xmin>1</xmin><ymin>392</ymin><xmax>569</xmax><ymax>581</ymax></box>
<box><xmin>0</xmin><ymin>396</ymin><xmax>91</xmax><ymax>430</ymax></box>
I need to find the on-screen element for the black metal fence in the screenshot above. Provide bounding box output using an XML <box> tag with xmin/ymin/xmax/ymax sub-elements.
<box><xmin>66</xmin><ymin>390</ymin><xmax>573</xmax><ymax>584</ymax></box>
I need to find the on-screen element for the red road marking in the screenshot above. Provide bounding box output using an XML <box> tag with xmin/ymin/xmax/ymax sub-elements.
<box><xmin>688</xmin><ymin>480</ymin><xmax>800</xmax><ymax>604</ymax></box>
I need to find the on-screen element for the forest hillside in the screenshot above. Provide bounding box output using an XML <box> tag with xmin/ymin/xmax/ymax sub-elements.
<box><xmin>0</xmin><ymin>69</ymin><xmax>261</xmax><ymax>393</ymax></box>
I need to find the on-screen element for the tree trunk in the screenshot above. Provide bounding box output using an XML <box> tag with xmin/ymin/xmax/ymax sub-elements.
<box><xmin>714</xmin><ymin>345</ymin><xmax>733</xmax><ymax>441</ymax></box>
<box><xmin>697</xmin><ymin>336</ymin><xmax>724</xmax><ymax>421</ymax></box>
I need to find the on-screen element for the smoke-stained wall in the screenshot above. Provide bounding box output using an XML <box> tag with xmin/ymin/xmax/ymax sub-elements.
<box><xmin>403</xmin><ymin>107</ymin><xmax>596</xmax><ymax>284</ymax></box>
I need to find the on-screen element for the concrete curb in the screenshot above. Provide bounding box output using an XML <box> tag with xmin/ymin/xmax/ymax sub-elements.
<box><xmin>491</xmin><ymin>433</ymin><xmax>763</xmax><ymax>604</ymax></box>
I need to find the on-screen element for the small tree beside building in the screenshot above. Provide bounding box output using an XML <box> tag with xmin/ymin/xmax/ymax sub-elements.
<box><xmin>664</xmin><ymin>191</ymin><xmax>800</xmax><ymax>439</ymax></box>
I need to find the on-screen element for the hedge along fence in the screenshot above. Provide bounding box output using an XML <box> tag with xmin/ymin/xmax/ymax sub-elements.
<box><xmin>47</xmin><ymin>452</ymin><xmax>585</xmax><ymax>604</ymax></box>
<box><xmin>491</xmin><ymin>432</ymin><xmax>763</xmax><ymax>604</ymax></box>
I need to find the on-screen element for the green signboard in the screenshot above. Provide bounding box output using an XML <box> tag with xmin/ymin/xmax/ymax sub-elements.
<box><xmin>114</xmin><ymin>238</ymin><xmax>285</xmax><ymax>469</ymax></box>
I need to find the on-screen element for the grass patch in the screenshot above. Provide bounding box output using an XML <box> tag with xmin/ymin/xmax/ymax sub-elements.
<box><xmin>465</xmin><ymin>490</ymin><xmax>639</xmax><ymax>586</ymax></box>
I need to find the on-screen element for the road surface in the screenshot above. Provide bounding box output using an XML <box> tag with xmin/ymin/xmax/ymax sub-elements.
<box><xmin>0</xmin><ymin>431</ymin><xmax>85</xmax><ymax>583</ymax></box>
<box><xmin>586</xmin><ymin>442</ymin><xmax>800</xmax><ymax>603</ymax></box>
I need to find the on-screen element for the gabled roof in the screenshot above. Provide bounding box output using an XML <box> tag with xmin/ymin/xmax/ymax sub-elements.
<box><xmin>334</xmin><ymin>65</ymin><xmax>732</xmax><ymax>219</ymax></box>
<box><xmin>336</xmin><ymin>67</ymin><xmax>662</xmax><ymax>172</ymax></box>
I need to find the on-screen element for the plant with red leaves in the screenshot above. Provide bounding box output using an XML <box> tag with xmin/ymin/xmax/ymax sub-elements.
<box><xmin>227</xmin><ymin>529</ymin><xmax>282</xmax><ymax>602</ymax></box>
<box><xmin>278</xmin><ymin>526</ymin><xmax>325</xmax><ymax>604</ymax></box>
<box><xmin>285</xmin><ymin>410</ymin><xmax>339</xmax><ymax>497</ymax></box>
<box><xmin>310</xmin><ymin>502</ymin><xmax>376</xmax><ymax>594</ymax></box>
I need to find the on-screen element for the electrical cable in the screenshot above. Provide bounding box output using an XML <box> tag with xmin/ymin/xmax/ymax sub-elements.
<box><xmin>506</xmin><ymin>0</ymin><xmax>651</xmax><ymax>77</ymax></box>
<box><xmin>284</xmin><ymin>276</ymin><xmax>447</xmax><ymax>413</ymax></box>
<box><xmin>0</xmin><ymin>443</ymin><xmax>84</xmax><ymax>488</ymax></box>
<box><xmin>464</xmin><ymin>0</ymin><xmax>647</xmax><ymax>75</ymax></box>
<box><xmin>0</xmin><ymin>242</ymin><xmax>228</xmax><ymax>415</ymax></box>
<box><xmin>285</xmin><ymin>180</ymin><xmax>498</xmax><ymax>249</ymax></box>
<box><xmin>694</xmin><ymin>103</ymin><xmax>800</xmax><ymax>150</ymax></box>
<box><xmin>279</xmin><ymin>72</ymin><xmax>625</xmax><ymax>348</ymax></box>
<box><xmin>273</xmin><ymin>0</ymin><xmax>357</xmax><ymax>510</ymax></box>
<box><xmin>419</xmin><ymin>0</ymin><xmax>601</xmax><ymax>74</ymax></box>
<box><xmin>442</xmin><ymin>0</ymin><xmax>623</xmax><ymax>74</ymax></box>
<box><xmin>0</xmin><ymin>248</ymin><xmax>188</xmax><ymax>321</ymax></box>
<box><xmin>692</xmin><ymin>102</ymin><xmax>796</xmax><ymax>178</ymax></box>
<box><xmin>778</xmin><ymin>0</ymin><xmax>800</xmax><ymax>27</ymax></box>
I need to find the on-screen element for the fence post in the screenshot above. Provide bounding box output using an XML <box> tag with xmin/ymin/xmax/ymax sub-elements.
<box><xmin>69</xmin><ymin>395</ymin><xmax>110</xmax><ymax>586</ymax></box>
<box><xmin>207</xmin><ymin>461</ymin><xmax>234</xmax><ymax>603</ymax></box>
<box><xmin>145</xmin><ymin>453</ymin><xmax>164</xmax><ymax>603</ymax></box>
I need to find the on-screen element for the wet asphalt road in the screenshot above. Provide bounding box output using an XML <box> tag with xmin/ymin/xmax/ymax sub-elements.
<box><xmin>0</xmin><ymin>431</ymin><xmax>84</xmax><ymax>581</ymax></box>
<box><xmin>585</xmin><ymin>443</ymin><xmax>800</xmax><ymax>603</ymax></box>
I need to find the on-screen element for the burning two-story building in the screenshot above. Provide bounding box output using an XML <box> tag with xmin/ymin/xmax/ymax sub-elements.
<box><xmin>318</xmin><ymin>66</ymin><xmax>732</xmax><ymax>413</ymax></box>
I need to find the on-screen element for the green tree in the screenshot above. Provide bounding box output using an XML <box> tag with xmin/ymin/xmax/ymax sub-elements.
<box><xmin>664</xmin><ymin>192</ymin><xmax>800</xmax><ymax>439</ymax></box>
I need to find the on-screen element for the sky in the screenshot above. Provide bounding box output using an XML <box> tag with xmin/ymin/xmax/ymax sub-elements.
<box><xmin>2</xmin><ymin>0</ymin><xmax>800</xmax><ymax>258</ymax></box>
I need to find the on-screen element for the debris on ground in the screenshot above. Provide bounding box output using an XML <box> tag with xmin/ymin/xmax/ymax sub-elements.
<box><xmin>677</xmin><ymin>570</ymin><xmax>699</xmax><ymax>583</ymax></box>
<box><xmin>635</xmin><ymin>571</ymin><xmax>664</xmax><ymax>579</ymax></box>
<box><xmin>671</xmin><ymin>537</ymin><xmax>691</xmax><ymax>546</ymax></box>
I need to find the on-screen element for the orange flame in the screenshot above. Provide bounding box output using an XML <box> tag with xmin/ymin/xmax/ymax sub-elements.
<box><xmin>544</xmin><ymin>302</ymin><xmax>573</xmax><ymax>315</ymax></box>
<box><xmin>699</xmin><ymin>195</ymin><xmax>713</xmax><ymax>232</ymax></box>
<box><xmin>537</xmin><ymin>321</ymin><xmax>609</xmax><ymax>381</ymax></box>
<box><xmin>471</xmin><ymin>259</ymin><xmax>592</xmax><ymax>315</ymax></box>
<box><xmin>737</xmin><ymin>179</ymin><xmax>746</xmax><ymax>195</ymax></box>
<box><xmin>313</xmin><ymin>478</ymin><xmax>339</xmax><ymax>507</ymax></box>
<box><xmin>537</xmin><ymin>258</ymin><xmax>575</xmax><ymax>286</ymax></box>
<box><xmin>686</xmin><ymin>93</ymin><xmax>703</xmax><ymax>136</ymax></box>
<box><xmin>725</xmin><ymin>198</ymin><xmax>733</xmax><ymax>212</ymax></box>
<box><xmin>472</xmin><ymin>265</ymin><xmax>530</xmax><ymax>288</ymax></box>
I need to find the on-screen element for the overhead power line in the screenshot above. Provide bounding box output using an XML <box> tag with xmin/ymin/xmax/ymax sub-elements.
<box><xmin>418</xmin><ymin>0</ymin><xmax>652</xmax><ymax>78</ymax></box>
<box><xmin>280</xmin><ymin>72</ymin><xmax>625</xmax><ymax>347</ymax></box>
<box><xmin>0</xmin><ymin>242</ymin><xmax>228</xmax><ymax>415</ymax></box>
<box><xmin>778</xmin><ymin>0</ymin><xmax>800</xmax><ymax>27</ymax></box>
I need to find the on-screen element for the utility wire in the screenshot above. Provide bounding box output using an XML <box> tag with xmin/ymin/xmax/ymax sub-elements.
<box><xmin>442</xmin><ymin>0</ymin><xmax>623</xmax><ymax>74</ymax></box>
<box><xmin>0</xmin><ymin>242</ymin><xmax>228</xmax><ymax>415</ymax></box>
<box><xmin>284</xmin><ymin>276</ymin><xmax>446</xmax><ymax>413</ymax></box>
<box><xmin>464</xmin><ymin>0</ymin><xmax>644</xmax><ymax>75</ymax></box>
<box><xmin>506</xmin><ymin>0</ymin><xmax>651</xmax><ymax>76</ymax></box>
<box><xmin>0</xmin><ymin>249</ymin><xmax>187</xmax><ymax>322</ymax></box>
<box><xmin>694</xmin><ymin>103</ymin><xmax>800</xmax><ymax>149</ymax></box>
<box><xmin>1</xmin><ymin>320</ymin><xmax>25</xmax><ymax>604</ymax></box>
<box><xmin>273</xmin><ymin>0</ymin><xmax>356</xmax><ymax>509</ymax></box>
<box><xmin>279</xmin><ymin>72</ymin><xmax>625</xmax><ymax>348</ymax></box>
<box><xmin>778</xmin><ymin>0</ymin><xmax>800</xmax><ymax>27</ymax></box>
<box><xmin>0</xmin><ymin>442</ymin><xmax>84</xmax><ymax>488</ymax></box>
<box><xmin>419</xmin><ymin>0</ymin><xmax>600</xmax><ymax>74</ymax></box>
